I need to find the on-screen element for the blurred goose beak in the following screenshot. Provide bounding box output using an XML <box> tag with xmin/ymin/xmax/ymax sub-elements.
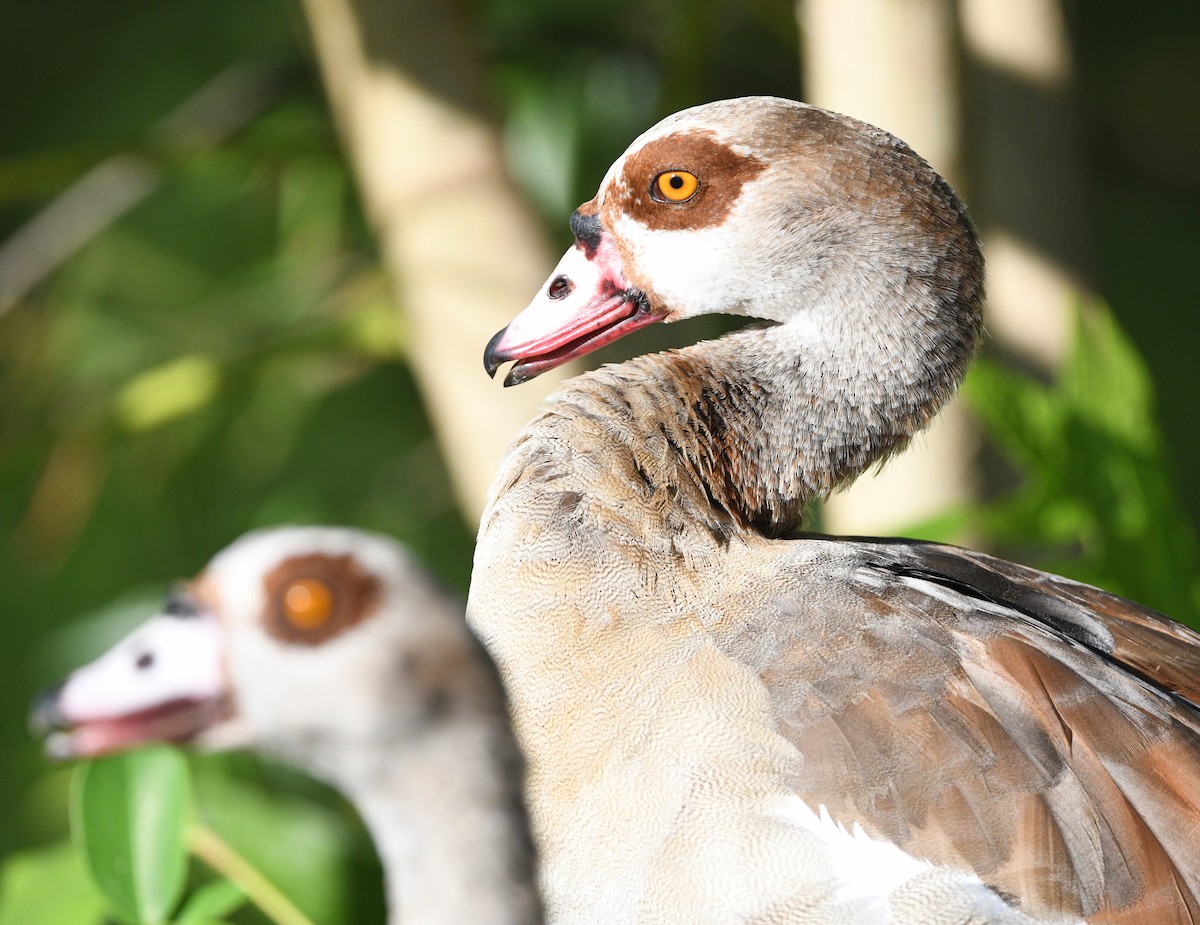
<box><xmin>31</xmin><ymin>605</ymin><xmax>229</xmax><ymax>759</ymax></box>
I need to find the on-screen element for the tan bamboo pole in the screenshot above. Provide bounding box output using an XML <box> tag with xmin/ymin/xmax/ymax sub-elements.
<box><xmin>298</xmin><ymin>0</ymin><xmax>569</xmax><ymax>522</ymax></box>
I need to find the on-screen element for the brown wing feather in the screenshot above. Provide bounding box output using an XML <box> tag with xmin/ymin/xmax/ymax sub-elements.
<box><xmin>717</xmin><ymin>537</ymin><xmax>1200</xmax><ymax>923</ymax></box>
<box><xmin>873</xmin><ymin>539</ymin><xmax>1200</xmax><ymax>710</ymax></box>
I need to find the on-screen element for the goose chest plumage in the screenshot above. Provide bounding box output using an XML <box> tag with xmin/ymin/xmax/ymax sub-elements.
<box><xmin>471</xmin><ymin>97</ymin><xmax>1200</xmax><ymax>924</ymax></box>
<box><xmin>33</xmin><ymin>526</ymin><xmax>542</xmax><ymax>925</ymax></box>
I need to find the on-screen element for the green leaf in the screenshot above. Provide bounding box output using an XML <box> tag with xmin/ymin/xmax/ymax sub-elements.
<box><xmin>1061</xmin><ymin>306</ymin><xmax>1157</xmax><ymax>449</ymax></box>
<box><xmin>959</xmin><ymin>302</ymin><xmax>1200</xmax><ymax>622</ymax></box>
<box><xmin>191</xmin><ymin>753</ymin><xmax>384</xmax><ymax>925</ymax></box>
<box><xmin>70</xmin><ymin>747</ymin><xmax>190</xmax><ymax>925</ymax></box>
<box><xmin>0</xmin><ymin>841</ymin><xmax>106</xmax><ymax>925</ymax></box>
<box><xmin>175</xmin><ymin>879</ymin><xmax>246</xmax><ymax>925</ymax></box>
<box><xmin>114</xmin><ymin>354</ymin><xmax>221</xmax><ymax>433</ymax></box>
<box><xmin>963</xmin><ymin>359</ymin><xmax>1065</xmax><ymax>469</ymax></box>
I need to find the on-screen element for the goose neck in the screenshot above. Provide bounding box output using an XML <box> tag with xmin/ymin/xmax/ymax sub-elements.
<box><xmin>334</xmin><ymin>710</ymin><xmax>540</xmax><ymax>925</ymax></box>
<box><xmin>535</xmin><ymin>293</ymin><xmax>977</xmax><ymax>540</ymax></box>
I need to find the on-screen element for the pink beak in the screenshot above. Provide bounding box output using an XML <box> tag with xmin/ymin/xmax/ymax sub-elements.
<box><xmin>30</xmin><ymin>605</ymin><xmax>229</xmax><ymax>760</ymax></box>
<box><xmin>483</xmin><ymin>214</ymin><xmax>665</xmax><ymax>386</ymax></box>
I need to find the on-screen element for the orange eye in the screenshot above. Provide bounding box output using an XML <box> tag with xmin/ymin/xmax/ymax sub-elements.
<box><xmin>653</xmin><ymin>170</ymin><xmax>699</xmax><ymax>203</ymax></box>
<box><xmin>281</xmin><ymin>578</ymin><xmax>334</xmax><ymax>631</ymax></box>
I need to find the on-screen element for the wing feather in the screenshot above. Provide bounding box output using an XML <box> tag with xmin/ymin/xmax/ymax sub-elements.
<box><xmin>715</xmin><ymin>536</ymin><xmax>1200</xmax><ymax>922</ymax></box>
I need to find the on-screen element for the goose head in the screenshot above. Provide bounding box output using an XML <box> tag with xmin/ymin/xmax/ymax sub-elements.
<box><xmin>33</xmin><ymin>526</ymin><xmax>541</xmax><ymax>925</ymax></box>
<box><xmin>32</xmin><ymin>526</ymin><xmax>478</xmax><ymax>780</ymax></box>
<box><xmin>484</xmin><ymin>96</ymin><xmax>982</xmax><ymax>386</ymax></box>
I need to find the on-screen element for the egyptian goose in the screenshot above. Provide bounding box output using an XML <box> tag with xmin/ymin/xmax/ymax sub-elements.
<box><xmin>474</xmin><ymin>97</ymin><xmax>1200</xmax><ymax>924</ymax></box>
<box><xmin>32</xmin><ymin>526</ymin><xmax>542</xmax><ymax>925</ymax></box>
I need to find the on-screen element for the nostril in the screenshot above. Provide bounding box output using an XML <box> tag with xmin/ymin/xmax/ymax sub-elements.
<box><xmin>548</xmin><ymin>276</ymin><xmax>573</xmax><ymax>300</ymax></box>
<box><xmin>136</xmin><ymin>652</ymin><xmax>155</xmax><ymax>671</ymax></box>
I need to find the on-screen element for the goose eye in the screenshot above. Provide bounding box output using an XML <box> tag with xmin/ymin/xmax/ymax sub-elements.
<box><xmin>280</xmin><ymin>578</ymin><xmax>334</xmax><ymax>631</ymax></box>
<box><xmin>652</xmin><ymin>170</ymin><xmax>699</xmax><ymax>203</ymax></box>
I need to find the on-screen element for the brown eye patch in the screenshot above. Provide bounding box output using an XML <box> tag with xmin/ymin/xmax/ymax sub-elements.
<box><xmin>603</xmin><ymin>129</ymin><xmax>766</xmax><ymax>232</ymax></box>
<box><xmin>262</xmin><ymin>553</ymin><xmax>381</xmax><ymax>646</ymax></box>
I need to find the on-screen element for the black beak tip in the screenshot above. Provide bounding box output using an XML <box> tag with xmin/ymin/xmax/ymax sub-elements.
<box><xmin>29</xmin><ymin>681</ymin><xmax>68</xmax><ymax>737</ymax></box>
<box><xmin>483</xmin><ymin>327</ymin><xmax>509</xmax><ymax>379</ymax></box>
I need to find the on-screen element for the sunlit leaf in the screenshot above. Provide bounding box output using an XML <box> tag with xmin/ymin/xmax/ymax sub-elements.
<box><xmin>175</xmin><ymin>879</ymin><xmax>245</xmax><ymax>925</ymax></box>
<box><xmin>70</xmin><ymin>747</ymin><xmax>190</xmax><ymax>924</ymax></box>
<box><xmin>0</xmin><ymin>841</ymin><xmax>105</xmax><ymax>925</ymax></box>
<box><xmin>1061</xmin><ymin>306</ymin><xmax>1157</xmax><ymax>448</ymax></box>
<box><xmin>114</xmin><ymin>355</ymin><xmax>221</xmax><ymax>432</ymax></box>
<box><xmin>963</xmin><ymin>359</ymin><xmax>1064</xmax><ymax>469</ymax></box>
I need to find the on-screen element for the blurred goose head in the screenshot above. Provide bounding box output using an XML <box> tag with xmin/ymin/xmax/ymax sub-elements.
<box><xmin>33</xmin><ymin>525</ymin><xmax>541</xmax><ymax>925</ymax></box>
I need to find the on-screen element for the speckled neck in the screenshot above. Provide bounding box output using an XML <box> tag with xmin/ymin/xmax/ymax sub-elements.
<box><xmin>488</xmin><ymin>270</ymin><xmax>981</xmax><ymax>549</ymax></box>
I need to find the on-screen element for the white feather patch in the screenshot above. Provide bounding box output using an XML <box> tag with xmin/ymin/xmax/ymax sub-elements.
<box><xmin>763</xmin><ymin>794</ymin><xmax>1051</xmax><ymax>923</ymax></box>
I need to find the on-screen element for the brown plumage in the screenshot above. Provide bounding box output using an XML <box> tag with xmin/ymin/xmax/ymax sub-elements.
<box><xmin>720</xmin><ymin>538</ymin><xmax>1200</xmax><ymax>921</ymax></box>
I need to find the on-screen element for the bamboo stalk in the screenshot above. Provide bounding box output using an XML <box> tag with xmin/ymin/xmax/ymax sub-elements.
<box><xmin>187</xmin><ymin>823</ymin><xmax>317</xmax><ymax>925</ymax></box>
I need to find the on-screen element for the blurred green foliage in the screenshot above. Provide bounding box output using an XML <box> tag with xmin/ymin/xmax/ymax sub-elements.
<box><xmin>0</xmin><ymin>841</ymin><xmax>104</xmax><ymax>925</ymax></box>
<box><xmin>1</xmin><ymin>0</ymin><xmax>1198</xmax><ymax>922</ymax></box>
<box><xmin>908</xmin><ymin>305</ymin><xmax>1200</xmax><ymax>625</ymax></box>
<box><xmin>175</xmin><ymin>880</ymin><xmax>248</xmax><ymax>925</ymax></box>
<box><xmin>964</xmin><ymin>306</ymin><xmax>1200</xmax><ymax>622</ymax></box>
<box><xmin>3</xmin><ymin>748</ymin><xmax>373</xmax><ymax>925</ymax></box>
<box><xmin>0</xmin><ymin>3</ymin><xmax>472</xmax><ymax>918</ymax></box>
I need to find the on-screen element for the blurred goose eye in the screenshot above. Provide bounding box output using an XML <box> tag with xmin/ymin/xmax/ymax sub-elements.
<box><xmin>652</xmin><ymin>170</ymin><xmax>699</xmax><ymax>203</ymax></box>
<box><xmin>264</xmin><ymin>553</ymin><xmax>379</xmax><ymax>646</ymax></box>
<box><xmin>281</xmin><ymin>579</ymin><xmax>334</xmax><ymax>631</ymax></box>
